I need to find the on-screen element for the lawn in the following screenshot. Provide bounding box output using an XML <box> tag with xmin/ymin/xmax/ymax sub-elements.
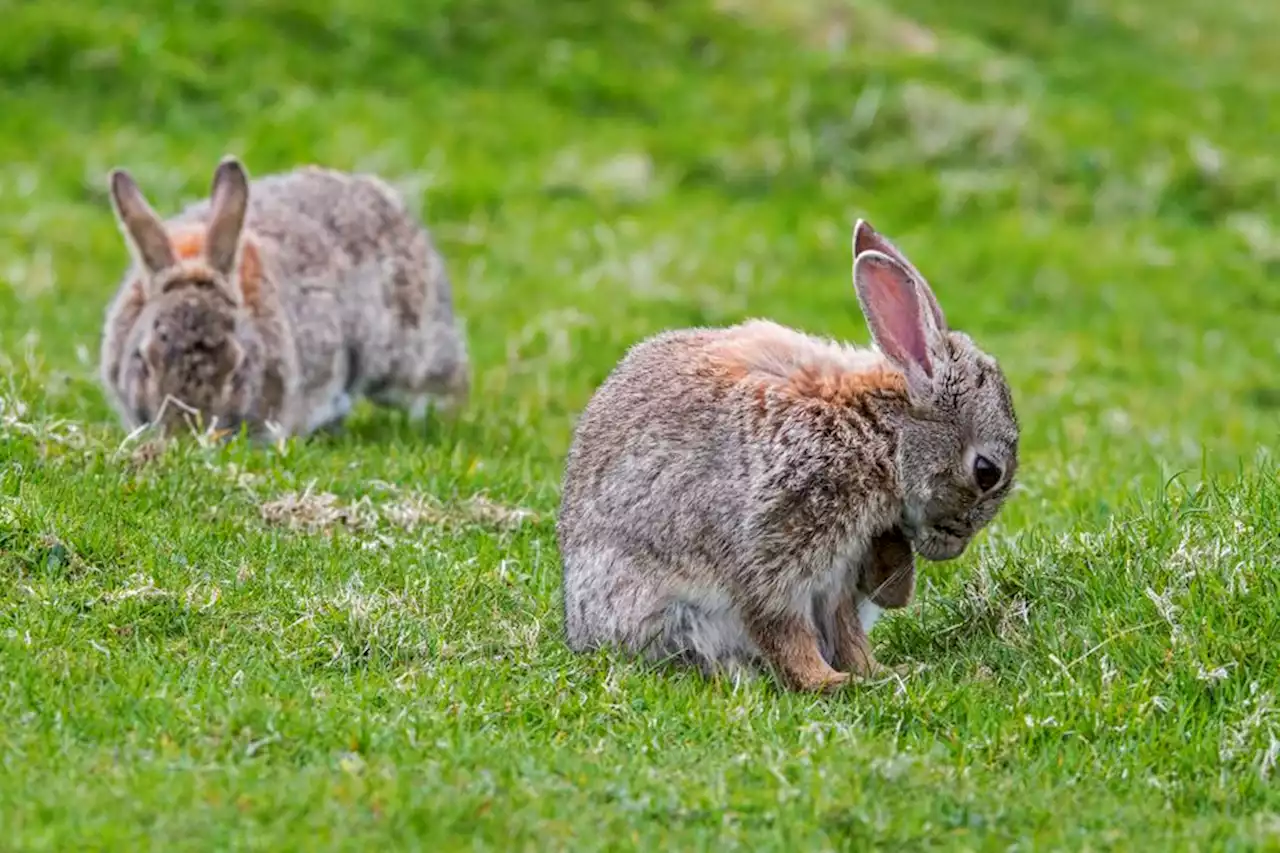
<box><xmin>1</xmin><ymin>0</ymin><xmax>1278</xmax><ymax>849</ymax></box>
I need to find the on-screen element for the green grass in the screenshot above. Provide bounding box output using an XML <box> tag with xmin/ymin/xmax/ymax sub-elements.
<box><xmin>2</xmin><ymin>0</ymin><xmax>1279</xmax><ymax>848</ymax></box>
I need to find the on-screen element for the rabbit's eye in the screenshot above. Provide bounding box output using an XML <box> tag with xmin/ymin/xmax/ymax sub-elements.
<box><xmin>973</xmin><ymin>454</ymin><xmax>1002</xmax><ymax>492</ymax></box>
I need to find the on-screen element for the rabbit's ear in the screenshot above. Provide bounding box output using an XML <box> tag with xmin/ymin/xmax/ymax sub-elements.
<box><xmin>853</xmin><ymin>219</ymin><xmax>947</xmax><ymax>333</ymax></box>
<box><xmin>853</xmin><ymin>250</ymin><xmax>937</xmax><ymax>385</ymax></box>
<box><xmin>205</xmin><ymin>157</ymin><xmax>250</xmax><ymax>279</ymax></box>
<box><xmin>109</xmin><ymin>169</ymin><xmax>176</xmax><ymax>275</ymax></box>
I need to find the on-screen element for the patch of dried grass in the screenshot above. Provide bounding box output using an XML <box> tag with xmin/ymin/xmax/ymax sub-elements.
<box><xmin>101</xmin><ymin>573</ymin><xmax>173</xmax><ymax>603</ymax></box>
<box><xmin>259</xmin><ymin>485</ymin><xmax>380</xmax><ymax>534</ymax></box>
<box><xmin>259</xmin><ymin>483</ymin><xmax>541</xmax><ymax>536</ymax></box>
<box><xmin>714</xmin><ymin>0</ymin><xmax>939</xmax><ymax>55</ymax></box>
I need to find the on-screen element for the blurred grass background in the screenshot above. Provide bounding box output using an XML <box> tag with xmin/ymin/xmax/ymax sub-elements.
<box><xmin>1</xmin><ymin>0</ymin><xmax>1278</xmax><ymax>849</ymax></box>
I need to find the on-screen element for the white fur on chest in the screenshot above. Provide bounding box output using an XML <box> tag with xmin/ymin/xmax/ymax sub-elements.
<box><xmin>857</xmin><ymin>598</ymin><xmax>885</xmax><ymax>633</ymax></box>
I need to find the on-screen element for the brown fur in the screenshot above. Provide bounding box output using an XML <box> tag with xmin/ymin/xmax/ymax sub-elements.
<box><xmin>163</xmin><ymin>227</ymin><xmax>265</xmax><ymax>314</ymax></box>
<box><xmin>784</xmin><ymin>363</ymin><xmax>906</xmax><ymax>407</ymax></box>
<box><xmin>754</xmin><ymin>610</ymin><xmax>850</xmax><ymax>692</ymax></box>
<box><xmin>705</xmin><ymin>331</ymin><xmax>908</xmax><ymax>405</ymax></box>
<box><xmin>831</xmin><ymin>595</ymin><xmax>879</xmax><ymax>677</ymax></box>
<box><xmin>860</xmin><ymin>527</ymin><xmax>916</xmax><ymax>608</ymax></box>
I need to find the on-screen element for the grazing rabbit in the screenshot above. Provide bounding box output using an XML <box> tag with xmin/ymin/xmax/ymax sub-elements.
<box><xmin>99</xmin><ymin>156</ymin><xmax>468</xmax><ymax>438</ymax></box>
<box><xmin>558</xmin><ymin>220</ymin><xmax>1018</xmax><ymax>691</ymax></box>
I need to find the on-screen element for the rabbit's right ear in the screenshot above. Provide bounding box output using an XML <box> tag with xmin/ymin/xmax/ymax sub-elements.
<box><xmin>109</xmin><ymin>169</ymin><xmax>176</xmax><ymax>274</ymax></box>
<box><xmin>853</xmin><ymin>250</ymin><xmax>937</xmax><ymax>389</ymax></box>
<box><xmin>205</xmin><ymin>157</ymin><xmax>250</xmax><ymax>280</ymax></box>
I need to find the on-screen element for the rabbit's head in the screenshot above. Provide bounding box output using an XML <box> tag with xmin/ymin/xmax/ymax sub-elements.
<box><xmin>853</xmin><ymin>221</ymin><xmax>1019</xmax><ymax>562</ymax></box>
<box><xmin>109</xmin><ymin>157</ymin><xmax>264</xmax><ymax>435</ymax></box>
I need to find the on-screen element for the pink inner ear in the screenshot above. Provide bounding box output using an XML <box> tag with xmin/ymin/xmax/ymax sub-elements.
<box><xmin>854</xmin><ymin>220</ymin><xmax>948</xmax><ymax>333</ymax></box>
<box><xmin>854</xmin><ymin>253</ymin><xmax>933</xmax><ymax>378</ymax></box>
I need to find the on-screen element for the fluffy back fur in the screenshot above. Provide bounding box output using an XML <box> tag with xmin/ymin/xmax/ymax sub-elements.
<box><xmin>100</xmin><ymin>156</ymin><xmax>469</xmax><ymax>438</ymax></box>
<box><xmin>558</xmin><ymin>220</ymin><xmax>1018</xmax><ymax>691</ymax></box>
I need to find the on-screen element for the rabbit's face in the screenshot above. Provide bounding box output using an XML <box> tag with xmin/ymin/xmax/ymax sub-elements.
<box><xmin>896</xmin><ymin>332</ymin><xmax>1019</xmax><ymax>561</ymax></box>
<box><xmin>850</xmin><ymin>221</ymin><xmax>1019</xmax><ymax>562</ymax></box>
<box><xmin>119</xmin><ymin>288</ymin><xmax>260</xmax><ymax>436</ymax></box>
<box><xmin>108</xmin><ymin>156</ymin><xmax>261</xmax><ymax>437</ymax></box>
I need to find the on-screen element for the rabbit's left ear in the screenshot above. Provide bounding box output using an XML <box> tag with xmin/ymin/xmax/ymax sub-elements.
<box><xmin>206</xmin><ymin>156</ymin><xmax>250</xmax><ymax>280</ymax></box>
<box><xmin>853</xmin><ymin>250</ymin><xmax>941</xmax><ymax>391</ymax></box>
<box><xmin>854</xmin><ymin>219</ymin><xmax>947</xmax><ymax>333</ymax></box>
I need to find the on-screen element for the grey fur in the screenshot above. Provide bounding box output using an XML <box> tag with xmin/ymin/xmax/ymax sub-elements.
<box><xmin>557</xmin><ymin>220</ymin><xmax>1019</xmax><ymax>691</ymax></box>
<box><xmin>100</xmin><ymin>156</ymin><xmax>469</xmax><ymax>438</ymax></box>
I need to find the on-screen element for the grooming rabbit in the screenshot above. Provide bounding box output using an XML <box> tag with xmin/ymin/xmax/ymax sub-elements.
<box><xmin>99</xmin><ymin>156</ymin><xmax>468</xmax><ymax>438</ymax></box>
<box><xmin>558</xmin><ymin>220</ymin><xmax>1018</xmax><ymax>691</ymax></box>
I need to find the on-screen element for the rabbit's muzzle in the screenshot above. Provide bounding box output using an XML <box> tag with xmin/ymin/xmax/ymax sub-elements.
<box><xmin>902</xmin><ymin>518</ymin><xmax>971</xmax><ymax>562</ymax></box>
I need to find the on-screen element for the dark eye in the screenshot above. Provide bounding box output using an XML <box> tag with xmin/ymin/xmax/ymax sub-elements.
<box><xmin>973</xmin><ymin>454</ymin><xmax>1002</xmax><ymax>492</ymax></box>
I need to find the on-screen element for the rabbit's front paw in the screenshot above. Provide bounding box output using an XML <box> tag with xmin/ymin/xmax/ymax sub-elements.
<box><xmin>796</xmin><ymin>668</ymin><xmax>851</xmax><ymax>693</ymax></box>
<box><xmin>752</xmin><ymin>611</ymin><xmax>852</xmax><ymax>693</ymax></box>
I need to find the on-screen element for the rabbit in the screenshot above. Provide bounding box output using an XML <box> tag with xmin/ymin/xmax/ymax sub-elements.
<box><xmin>557</xmin><ymin>219</ymin><xmax>1019</xmax><ymax>692</ymax></box>
<box><xmin>99</xmin><ymin>155</ymin><xmax>468</xmax><ymax>439</ymax></box>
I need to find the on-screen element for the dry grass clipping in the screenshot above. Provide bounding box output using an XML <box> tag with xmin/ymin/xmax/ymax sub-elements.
<box><xmin>260</xmin><ymin>483</ymin><xmax>540</xmax><ymax>536</ymax></box>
